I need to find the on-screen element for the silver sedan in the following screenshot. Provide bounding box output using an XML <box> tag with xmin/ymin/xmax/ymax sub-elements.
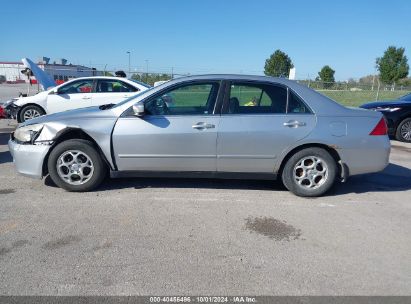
<box><xmin>8</xmin><ymin>75</ymin><xmax>390</xmax><ymax>197</ymax></box>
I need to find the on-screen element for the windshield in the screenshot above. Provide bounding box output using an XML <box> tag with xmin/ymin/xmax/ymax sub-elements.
<box><xmin>113</xmin><ymin>86</ymin><xmax>155</xmax><ymax>108</ymax></box>
<box><xmin>129</xmin><ymin>79</ymin><xmax>152</xmax><ymax>89</ymax></box>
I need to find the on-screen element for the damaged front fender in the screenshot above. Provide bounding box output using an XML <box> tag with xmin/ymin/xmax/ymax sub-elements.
<box><xmin>33</xmin><ymin>121</ymin><xmax>117</xmax><ymax>171</ymax></box>
<box><xmin>35</xmin><ymin>122</ymin><xmax>68</xmax><ymax>142</ymax></box>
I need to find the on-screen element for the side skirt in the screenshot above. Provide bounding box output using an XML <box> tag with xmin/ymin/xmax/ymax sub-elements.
<box><xmin>110</xmin><ymin>170</ymin><xmax>277</xmax><ymax>180</ymax></box>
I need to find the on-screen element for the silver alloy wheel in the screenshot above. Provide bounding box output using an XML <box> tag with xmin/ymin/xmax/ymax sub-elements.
<box><xmin>400</xmin><ymin>120</ymin><xmax>411</xmax><ymax>141</ymax></box>
<box><xmin>23</xmin><ymin>109</ymin><xmax>41</xmax><ymax>121</ymax></box>
<box><xmin>293</xmin><ymin>156</ymin><xmax>329</xmax><ymax>189</ymax></box>
<box><xmin>56</xmin><ymin>150</ymin><xmax>94</xmax><ymax>185</ymax></box>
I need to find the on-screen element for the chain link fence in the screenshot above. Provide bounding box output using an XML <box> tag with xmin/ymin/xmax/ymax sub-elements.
<box><xmin>1</xmin><ymin>64</ymin><xmax>411</xmax><ymax>106</ymax></box>
<box><xmin>298</xmin><ymin>79</ymin><xmax>411</xmax><ymax>91</ymax></box>
<box><xmin>296</xmin><ymin>79</ymin><xmax>411</xmax><ymax>106</ymax></box>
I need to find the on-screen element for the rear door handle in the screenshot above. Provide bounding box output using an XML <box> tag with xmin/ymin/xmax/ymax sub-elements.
<box><xmin>192</xmin><ymin>122</ymin><xmax>215</xmax><ymax>130</ymax></box>
<box><xmin>283</xmin><ymin>120</ymin><xmax>306</xmax><ymax>128</ymax></box>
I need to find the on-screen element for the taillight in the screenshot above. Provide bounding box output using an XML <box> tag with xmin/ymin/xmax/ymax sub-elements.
<box><xmin>369</xmin><ymin>118</ymin><xmax>388</xmax><ymax>136</ymax></box>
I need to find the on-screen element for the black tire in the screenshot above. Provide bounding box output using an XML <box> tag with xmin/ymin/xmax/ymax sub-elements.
<box><xmin>281</xmin><ymin>147</ymin><xmax>337</xmax><ymax>197</ymax></box>
<box><xmin>19</xmin><ymin>105</ymin><xmax>45</xmax><ymax>122</ymax></box>
<box><xmin>395</xmin><ymin>118</ymin><xmax>411</xmax><ymax>143</ymax></box>
<box><xmin>47</xmin><ymin>139</ymin><xmax>106</xmax><ymax>192</ymax></box>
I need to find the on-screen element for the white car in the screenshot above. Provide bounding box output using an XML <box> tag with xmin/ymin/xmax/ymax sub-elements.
<box><xmin>6</xmin><ymin>76</ymin><xmax>150</xmax><ymax>122</ymax></box>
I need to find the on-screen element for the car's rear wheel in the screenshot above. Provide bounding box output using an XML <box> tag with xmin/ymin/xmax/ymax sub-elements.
<box><xmin>281</xmin><ymin>147</ymin><xmax>337</xmax><ymax>197</ymax></box>
<box><xmin>19</xmin><ymin>105</ymin><xmax>45</xmax><ymax>122</ymax></box>
<box><xmin>48</xmin><ymin>139</ymin><xmax>106</xmax><ymax>192</ymax></box>
<box><xmin>395</xmin><ymin>118</ymin><xmax>411</xmax><ymax>143</ymax></box>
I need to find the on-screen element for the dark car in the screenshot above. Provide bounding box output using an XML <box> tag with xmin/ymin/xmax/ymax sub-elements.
<box><xmin>360</xmin><ymin>93</ymin><xmax>411</xmax><ymax>142</ymax></box>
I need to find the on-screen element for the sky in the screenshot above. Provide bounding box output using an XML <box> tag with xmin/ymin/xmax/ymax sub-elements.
<box><xmin>1</xmin><ymin>0</ymin><xmax>410</xmax><ymax>80</ymax></box>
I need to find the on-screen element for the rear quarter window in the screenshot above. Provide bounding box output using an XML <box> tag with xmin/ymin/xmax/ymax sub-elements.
<box><xmin>287</xmin><ymin>90</ymin><xmax>311</xmax><ymax>114</ymax></box>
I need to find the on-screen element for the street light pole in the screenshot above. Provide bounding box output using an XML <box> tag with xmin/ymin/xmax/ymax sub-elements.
<box><xmin>126</xmin><ymin>51</ymin><xmax>131</xmax><ymax>75</ymax></box>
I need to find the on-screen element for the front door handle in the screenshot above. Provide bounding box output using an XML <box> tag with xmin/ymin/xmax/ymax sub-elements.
<box><xmin>192</xmin><ymin>122</ymin><xmax>215</xmax><ymax>130</ymax></box>
<box><xmin>283</xmin><ymin>120</ymin><xmax>306</xmax><ymax>128</ymax></box>
<box><xmin>82</xmin><ymin>96</ymin><xmax>91</xmax><ymax>100</ymax></box>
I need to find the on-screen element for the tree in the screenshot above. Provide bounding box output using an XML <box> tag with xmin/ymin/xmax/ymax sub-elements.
<box><xmin>359</xmin><ymin>75</ymin><xmax>376</xmax><ymax>85</ymax></box>
<box><xmin>318</xmin><ymin>65</ymin><xmax>335</xmax><ymax>88</ymax></box>
<box><xmin>131</xmin><ymin>73</ymin><xmax>142</xmax><ymax>81</ymax></box>
<box><xmin>264</xmin><ymin>50</ymin><xmax>293</xmax><ymax>77</ymax></box>
<box><xmin>398</xmin><ymin>77</ymin><xmax>411</xmax><ymax>87</ymax></box>
<box><xmin>376</xmin><ymin>46</ymin><xmax>409</xmax><ymax>85</ymax></box>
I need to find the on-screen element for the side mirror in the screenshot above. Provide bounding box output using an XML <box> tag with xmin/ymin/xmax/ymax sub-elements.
<box><xmin>132</xmin><ymin>103</ymin><xmax>145</xmax><ymax>117</ymax></box>
<box><xmin>49</xmin><ymin>88</ymin><xmax>58</xmax><ymax>95</ymax></box>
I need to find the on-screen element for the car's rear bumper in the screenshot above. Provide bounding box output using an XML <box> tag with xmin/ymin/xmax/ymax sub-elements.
<box><xmin>338</xmin><ymin>135</ymin><xmax>390</xmax><ymax>176</ymax></box>
<box><xmin>8</xmin><ymin>139</ymin><xmax>50</xmax><ymax>179</ymax></box>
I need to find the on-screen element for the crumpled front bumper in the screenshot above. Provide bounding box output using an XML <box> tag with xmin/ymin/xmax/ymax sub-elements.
<box><xmin>8</xmin><ymin>138</ymin><xmax>51</xmax><ymax>179</ymax></box>
<box><xmin>2</xmin><ymin>103</ymin><xmax>20</xmax><ymax>119</ymax></box>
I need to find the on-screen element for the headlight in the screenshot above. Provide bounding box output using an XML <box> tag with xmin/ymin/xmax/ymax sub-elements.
<box><xmin>376</xmin><ymin>107</ymin><xmax>401</xmax><ymax>112</ymax></box>
<box><xmin>14</xmin><ymin>124</ymin><xmax>44</xmax><ymax>143</ymax></box>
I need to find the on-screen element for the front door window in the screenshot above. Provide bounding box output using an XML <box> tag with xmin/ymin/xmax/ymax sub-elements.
<box><xmin>144</xmin><ymin>82</ymin><xmax>219</xmax><ymax>116</ymax></box>
<box><xmin>58</xmin><ymin>80</ymin><xmax>94</xmax><ymax>94</ymax></box>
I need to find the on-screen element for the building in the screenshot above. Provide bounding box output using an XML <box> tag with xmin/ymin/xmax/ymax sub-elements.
<box><xmin>0</xmin><ymin>62</ymin><xmax>25</xmax><ymax>83</ymax></box>
<box><xmin>0</xmin><ymin>57</ymin><xmax>103</xmax><ymax>84</ymax></box>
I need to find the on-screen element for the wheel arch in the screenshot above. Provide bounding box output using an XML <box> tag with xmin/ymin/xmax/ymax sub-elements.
<box><xmin>277</xmin><ymin>143</ymin><xmax>344</xmax><ymax>180</ymax></box>
<box><xmin>17</xmin><ymin>103</ymin><xmax>47</xmax><ymax>123</ymax></box>
<box><xmin>42</xmin><ymin>128</ymin><xmax>113</xmax><ymax>176</ymax></box>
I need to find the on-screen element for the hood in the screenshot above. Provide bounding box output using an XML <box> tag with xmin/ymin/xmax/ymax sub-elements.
<box><xmin>22</xmin><ymin>58</ymin><xmax>55</xmax><ymax>90</ymax></box>
<box><xmin>13</xmin><ymin>90</ymin><xmax>49</xmax><ymax>106</ymax></box>
<box><xmin>20</xmin><ymin>105</ymin><xmax>118</xmax><ymax>127</ymax></box>
<box><xmin>360</xmin><ymin>99</ymin><xmax>411</xmax><ymax>109</ymax></box>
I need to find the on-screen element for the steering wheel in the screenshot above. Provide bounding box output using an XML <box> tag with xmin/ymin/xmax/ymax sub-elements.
<box><xmin>159</xmin><ymin>96</ymin><xmax>170</xmax><ymax>115</ymax></box>
<box><xmin>155</xmin><ymin>96</ymin><xmax>170</xmax><ymax>115</ymax></box>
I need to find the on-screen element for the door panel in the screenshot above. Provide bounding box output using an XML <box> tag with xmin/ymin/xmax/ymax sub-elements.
<box><xmin>93</xmin><ymin>79</ymin><xmax>137</xmax><ymax>106</ymax></box>
<box><xmin>217</xmin><ymin>81</ymin><xmax>316</xmax><ymax>173</ymax></box>
<box><xmin>113</xmin><ymin>116</ymin><xmax>219</xmax><ymax>171</ymax></box>
<box><xmin>46</xmin><ymin>93</ymin><xmax>92</xmax><ymax>114</ymax></box>
<box><xmin>92</xmin><ymin>92</ymin><xmax>133</xmax><ymax>107</ymax></box>
<box><xmin>46</xmin><ymin>79</ymin><xmax>94</xmax><ymax>114</ymax></box>
<box><xmin>112</xmin><ymin>81</ymin><xmax>221</xmax><ymax>172</ymax></box>
<box><xmin>217</xmin><ymin>114</ymin><xmax>316</xmax><ymax>172</ymax></box>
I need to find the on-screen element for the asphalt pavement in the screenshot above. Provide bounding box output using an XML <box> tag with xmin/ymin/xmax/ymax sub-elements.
<box><xmin>0</xmin><ymin>119</ymin><xmax>410</xmax><ymax>295</ymax></box>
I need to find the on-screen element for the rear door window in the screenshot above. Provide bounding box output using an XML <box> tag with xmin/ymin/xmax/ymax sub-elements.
<box><xmin>225</xmin><ymin>82</ymin><xmax>311</xmax><ymax>114</ymax></box>
<box><xmin>96</xmin><ymin>80</ymin><xmax>138</xmax><ymax>93</ymax></box>
<box><xmin>227</xmin><ymin>83</ymin><xmax>287</xmax><ymax>114</ymax></box>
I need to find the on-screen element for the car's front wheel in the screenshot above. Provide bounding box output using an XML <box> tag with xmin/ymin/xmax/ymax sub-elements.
<box><xmin>48</xmin><ymin>139</ymin><xmax>106</xmax><ymax>192</ymax></box>
<box><xmin>281</xmin><ymin>147</ymin><xmax>337</xmax><ymax>197</ymax></box>
<box><xmin>19</xmin><ymin>105</ymin><xmax>45</xmax><ymax>122</ymax></box>
<box><xmin>395</xmin><ymin>117</ymin><xmax>411</xmax><ymax>142</ymax></box>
